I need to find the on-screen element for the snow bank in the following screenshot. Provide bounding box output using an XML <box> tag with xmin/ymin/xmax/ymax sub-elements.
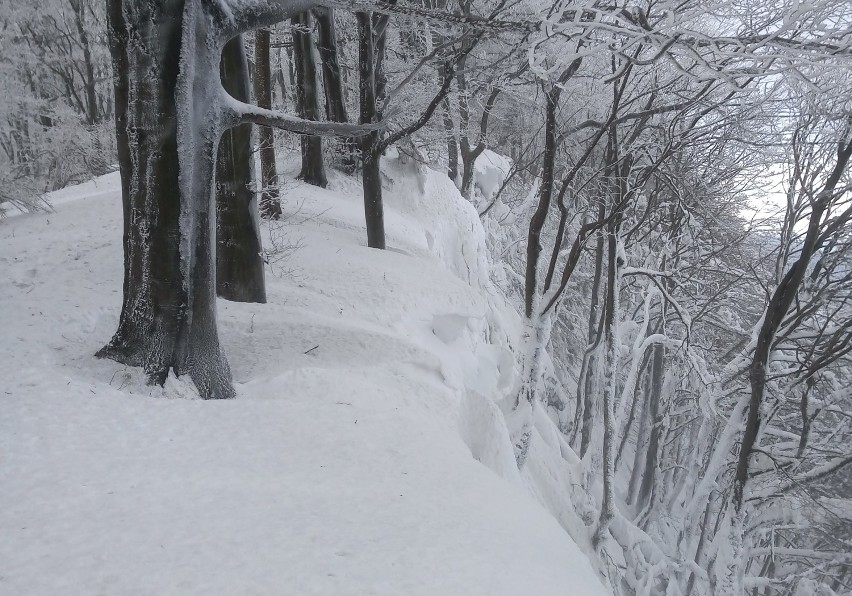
<box><xmin>0</xmin><ymin>154</ymin><xmax>608</xmax><ymax>595</ymax></box>
<box><xmin>473</xmin><ymin>149</ymin><xmax>512</xmax><ymax>203</ymax></box>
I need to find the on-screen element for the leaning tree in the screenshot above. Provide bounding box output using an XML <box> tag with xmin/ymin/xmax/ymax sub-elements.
<box><xmin>99</xmin><ymin>0</ymin><xmax>378</xmax><ymax>399</ymax></box>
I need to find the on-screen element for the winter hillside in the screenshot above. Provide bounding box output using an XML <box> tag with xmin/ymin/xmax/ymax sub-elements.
<box><xmin>0</xmin><ymin>152</ymin><xmax>609</xmax><ymax>595</ymax></box>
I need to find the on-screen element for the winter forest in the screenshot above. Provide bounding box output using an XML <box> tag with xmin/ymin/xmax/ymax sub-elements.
<box><xmin>1</xmin><ymin>0</ymin><xmax>851</xmax><ymax>594</ymax></box>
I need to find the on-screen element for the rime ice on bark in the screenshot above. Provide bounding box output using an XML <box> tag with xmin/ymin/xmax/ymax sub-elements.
<box><xmin>100</xmin><ymin>0</ymin><xmax>380</xmax><ymax>398</ymax></box>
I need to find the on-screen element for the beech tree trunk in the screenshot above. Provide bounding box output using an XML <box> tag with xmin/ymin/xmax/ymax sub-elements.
<box><xmin>216</xmin><ymin>36</ymin><xmax>266</xmax><ymax>304</ymax></box>
<box><xmin>291</xmin><ymin>12</ymin><xmax>327</xmax><ymax>187</ymax></box>
<box><xmin>98</xmin><ymin>0</ymin><xmax>234</xmax><ymax>399</ymax></box>
<box><xmin>313</xmin><ymin>7</ymin><xmax>355</xmax><ymax>170</ymax></box>
<box><xmin>356</xmin><ymin>11</ymin><xmax>385</xmax><ymax>249</ymax></box>
<box><xmin>254</xmin><ymin>28</ymin><xmax>282</xmax><ymax>219</ymax></box>
<box><xmin>314</xmin><ymin>8</ymin><xmax>347</xmax><ymax>124</ymax></box>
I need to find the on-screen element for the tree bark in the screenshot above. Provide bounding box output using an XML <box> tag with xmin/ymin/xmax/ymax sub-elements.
<box><xmin>291</xmin><ymin>12</ymin><xmax>327</xmax><ymax>187</ymax></box>
<box><xmin>254</xmin><ymin>28</ymin><xmax>282</xmax><ymax>219</ymax></box>
<box><xmin>313</xmin><ymin>7</ymin><xmax>355</xmax><ymax>170</ymax></box>
<box><xmin>216</xmin><ymin>36</ymin><xmax>266</xmax><ymax>304</ymax></box>
<box><xmin>442</xmin><ymin>93</ymin><xmax>459</xmax><ymax>183</ymax></box>
<box><xmin>733</xmin><ymin>134</ymin><xmax>852</xmax><ymax>512</ymax></box>
<box><xmin>69</xmin><ymin>0</ymin><xmax>100</xmax><ymax>125</ymax></box>
<box><xmin>524</xmin><ymin>83</ymin><xmax>561</xmax><ymax>318</ymax></box>
<box><xmin>356</xmin><ymin>11</ymin><xmax>385</xmax><ymax>249</ymax></box>
<box><xmin>98</xmin><ymin>0</ymin><xmax>233</xmax><ymax>399</ymax></box>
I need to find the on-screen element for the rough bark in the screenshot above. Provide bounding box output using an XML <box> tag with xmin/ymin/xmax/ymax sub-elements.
<box><xmin>98</xmin><ymin>0</ymin><xmax>234</xmax><ymax>399</ymax></box>
<box><xmin>216</xmin><ymin>35</ymin><xmax>266</xmax><ymax>304</ymax></box>
<box><xmin>254</xmin><ymin>28</ymin><xmax>282</xmax><ymax>219</ymax></box>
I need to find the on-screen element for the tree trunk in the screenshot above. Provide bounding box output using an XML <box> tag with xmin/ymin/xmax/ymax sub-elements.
<box><xmin>216</xmin><ymin>36</ymin><xmax>266</xmax><ymax>304</ymax></box>
<box><xmin>594</xmin><ymin>224</ymin><xmax>620</xmax><ymax>550</ymax></box>
<box><xmin>442</xmin><ymin>94</ymin><xmax>459</xmax><ymax>183</ymax></box>
<box><xmin>733</xmin><ymin>135</ymin><xmax>852</xmax><ymax>512</ymax></box>
<box><xmin>635</xmin><ymin>340</ymin><xmax>665</xmax><ymax>511</ymax></box>
<box><xmin>291</xmin><ymin>12</ymin><xmax>327</xmax><ymax>187</ymax></box>
<box><xmin>576</xmin><ymin>223</ymin><xmax>605</xmax><ymax>456</ymax></box>
<box><xmin>314</xmin><ymin>8</ymin><xmax>347</xmax><ymax>123</ymax></box>
<box><xmin>356</xmin><ymin>11</ymin><xmax>385</xmax><ymax>249</ymax></box>
<box><xmin>98</xmin><ymin>0</ymin><xmax>233</xmax><ymax>399</ymax></box>
<box><xmin>69</xmin><ymin>0</ymin><xmax>100</xmax><ymax>125</ymax></box>
<box><xmin>313</xmin><ymin>7</ymin><xmax>355</xmax><ymax>170</ymax></box>
<box><xmin>254</xmin><ymin>28</ymin><xmax>282</xmax><ymax>219</ymax></box>
<box><xmin>523</xmin><ymin>84</ymin><xmax>561</xmax><ymax>318</ymax></box>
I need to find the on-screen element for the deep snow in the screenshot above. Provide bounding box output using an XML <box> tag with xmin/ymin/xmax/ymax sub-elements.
<box><xmin>0</xmin><ymin>153</ymin><xmax>608</xmax><ymax>595</ymax></box>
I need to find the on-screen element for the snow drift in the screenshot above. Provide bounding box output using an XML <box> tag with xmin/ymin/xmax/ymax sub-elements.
<box><xmin>0</xmin><ymin>152</ymin><xmax>608</xmax><ymax>595</ymax></box>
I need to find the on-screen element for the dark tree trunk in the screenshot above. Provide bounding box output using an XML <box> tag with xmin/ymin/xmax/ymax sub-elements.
<box><xmin>356</xmin><ymin>11</ymin><xmax>385</xmax><ymax>249</ymax></box>
<box><xmin>216</xmin><ymin>36</ymin><xmax>266</xmax><ymax>304</ymax></box>
<box><xmin>98</xmin><ymin>0</ymin><xmax>233</xmax><ymax>399</ymax></box>
<box><xmin>313</xmin><ymin>7</ymin><xmax>355</xmax><ymax>170</ymax></box>
<box><xmin>636</xmin><ymin>340</ymin><xmax>665</xmax><ymax>511</ymax></box>
<box><xmin>105</xmin><ymin>0</ymin><xmax>132</xmax><ymax>339</ymax></box>
<box><xmin>69</xmin><ymin>0</ymin><xmax>100</xmax><ymax>125</ymax></box>
<box><xmin>291</xmin><ymin>12</ymin><xmax>327</xmax><ymax>187</ymax></box>
<box><xmin>442</xmin><ymin>94</ymin><xmax>459</xmax><ymax>183</ymax></box>
<box><xmin>523</xmin><ymin>84</ymin><xmax>561</xmax><ymax>318</ymax></box>
<box><xmin>733</xmin><ymin>136</ymin><xmax>852</xmax><ymax>512</ymax></box>
<box><xmin>254</xmin><ymin>28</ymin><xmax>282</xmax><ymax>219</ymax></box>
<box><xmin>314</xmin><ymin>8</ymin><xmax>347</xmax><ymax>123</ymax></box>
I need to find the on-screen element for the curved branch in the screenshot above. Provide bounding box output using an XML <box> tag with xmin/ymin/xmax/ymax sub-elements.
<box><xmin>226</xmin><ymin>95</ymin><xmax>384</xmax><ymax>136</ymax></box>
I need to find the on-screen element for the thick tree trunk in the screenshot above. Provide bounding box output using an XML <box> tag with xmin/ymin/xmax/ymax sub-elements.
<box><xmin>216</xmin><ymin>36</ymin><xmax>266</xmax><ymax>304</ymax></box>
<box><xmin>98</xmin><ymin>0</ymin><xmax>233</xmax><ymax>399</ymax></box>
<box><xmin>291</xmin><ymin>12</ymin><xmax>327</xmax><ymax>187</ymax></box>
<box><xmin>356</xmin><ymin>11</ymin><xmax>385</xmax><ymax>249</ymax></box>
<box><xmin>254</xmin><ymin>28</ymin><xmax>282</xmax><ymax>219</ymax></box>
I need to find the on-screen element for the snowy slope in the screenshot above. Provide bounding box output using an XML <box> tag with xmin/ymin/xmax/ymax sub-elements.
<box><xmin>0</xmin><ymin>153</ymin><xmax>608</xmax><ymax>595</ymax></box>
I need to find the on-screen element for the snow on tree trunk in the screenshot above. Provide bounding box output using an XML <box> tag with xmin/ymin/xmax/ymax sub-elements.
<box><xmin>100</xmin><ymin>0</ymin><xmax>373</xmax><ymax>398</ymax></box>
<box><xmin>97</xmin><ymin>0</ymin><xmax>235</xmax><ymax>397</ymax></box>
<box><xmin>509</xmin><ymin>312</ymin><xmax>551</xmax><ymax>467</ymax></box>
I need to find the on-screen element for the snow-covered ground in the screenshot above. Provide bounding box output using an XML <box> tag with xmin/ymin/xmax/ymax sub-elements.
<box><xmin>0</xmin><ymin>153</ymin><xmax>608</xmax><ymax>595</ymax></box>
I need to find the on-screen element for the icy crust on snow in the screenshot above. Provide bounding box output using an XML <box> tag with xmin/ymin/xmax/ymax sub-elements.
<box><xmin>0</xmin><ymin>154</ymin><xmax>609</xmax><ymax>595</ymax></box>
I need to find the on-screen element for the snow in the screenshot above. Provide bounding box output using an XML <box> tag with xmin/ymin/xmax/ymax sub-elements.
<box><xmin>473</xmin><ymin>149</ymin><xmax>512</xmax><ymax>203</ymax></box>
<box><xmin>0</xmin><ymin>154</ymin><xmax>609</xmax><ymax>595</ymax></box>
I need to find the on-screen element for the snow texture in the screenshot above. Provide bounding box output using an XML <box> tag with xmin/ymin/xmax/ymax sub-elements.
<box><xmin>0</xmin><ymin>153</ymin><xmax>609</xmax><ymax>595</ymax></box>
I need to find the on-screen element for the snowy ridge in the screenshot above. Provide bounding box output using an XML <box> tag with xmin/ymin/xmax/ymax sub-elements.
<box><xmin>0</xmin><ymin>154</ymin><xmax>608</xmax><ymax>595</ymax></box>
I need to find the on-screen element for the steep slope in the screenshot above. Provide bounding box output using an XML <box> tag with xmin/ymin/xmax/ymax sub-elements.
<box><xmin>0</xmin><ymin>153</ymin><xmax>608</xmax><ymax>595</ymax></box>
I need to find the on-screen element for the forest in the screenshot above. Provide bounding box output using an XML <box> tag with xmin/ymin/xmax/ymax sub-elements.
<box><xmin>1</xmin><ymin>0</ymin><xmax>851</xmax><ymax>594</ymax></box>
